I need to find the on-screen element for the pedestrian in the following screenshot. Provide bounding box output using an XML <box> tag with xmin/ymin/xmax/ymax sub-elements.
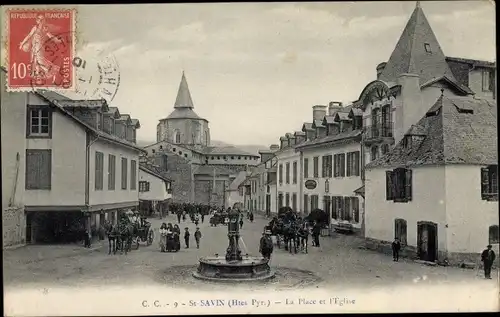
<box><xmin>194</xmin><ymin>213</ymin><xmax>200</xmax><ymax>226</ymax></box>
<box><xmin>239</xmin><ymin>216</ymin><xmax>244</xmax><ymax>229</ymax></box>
<box><xmin>194</xmin><ymin>227</ymin><xmax>202</xmax><ymax>249</ymax></box>
<box><xmin>182</xmin><ymin>210</ymin><xmax>187</xmax><ymax>222</ymax></box>
<box><xmin>176</xmin><ymin>212</ymin><xmax>181</xmax><ymax>224</ymax></box>
<box><xmin>481</xmin><ymin>244</ymin><xmax>496</xmax><ymax>279</ymax></box>
<box><xmin>184</xmin><ymin>228</ymin><xmax>190</xmax><ymax>249</ymax></box>
<box><xmin>249</xmin><ymin>212</ymin><xmax>254</xmax><ymax>223</ymax></box>
<box><xmin>392</xmin><ymin>238</ymin><xmax>401</xmax><ymax>262</ymax></box>
<box><xmin>312</xmin><ymin>221</ymin><xmax>321</xmax><ymax>248</ymax></box>
<box><xmin>83</xmin><ymin>228</ymin><xmax>91</xmax><ymax>248</ymax></box>
<box><xmin>259</xmin><ymin>230</ymin><xmax>274</xmax><ymax>260</ymax></box>
<box><xmin>201</xmin><ymin>213</ymin><xmax>205</xmax><ymax>224</ymax></box>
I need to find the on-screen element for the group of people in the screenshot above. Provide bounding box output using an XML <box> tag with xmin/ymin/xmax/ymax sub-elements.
<box><xmin>158</xmin><ymin>222</ymin><xmax>203</xmax><ymax>252</ymax></box>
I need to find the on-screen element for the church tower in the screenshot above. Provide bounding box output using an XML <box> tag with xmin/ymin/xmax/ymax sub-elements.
<box><xmin>156</xmin><ymin>72</ymin><xmax>211</xmax><ymax>147</ymax></box>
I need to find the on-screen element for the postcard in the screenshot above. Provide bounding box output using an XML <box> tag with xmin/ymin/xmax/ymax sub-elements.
<box><xmin>1</xmin><ymin>1</ymin><xmax>498</xmax><ymax>316</ymax></box>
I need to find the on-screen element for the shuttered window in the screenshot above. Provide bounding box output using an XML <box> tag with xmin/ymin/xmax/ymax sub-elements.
<box><xmin>343</xmin><ymin>196</ymin><xmax>351</xmax><ymax>221</ymax></box>
<box><xmin>286</xmin><ymin>163</ymin><xmax>290</xmax><ymax>184</ymax></box>
<box><xmin>285</xmin><ymin>193</ymin><xmax>290</xmax><ymax>207</ymax></box>
<box><xmin>25</xmin><ymin>149</ymin><xmax>52</xmax><ymax>190</ymax></box>
<box><xmin>304</xmin><ymin>158</ymin><xmax>309</xmax><ymax>178</ymax></box>
<box><xmin>95</xmin><ymin>151</ymin><xmax>104</xmax><ymax>190</ymax></box>
<box><xmin>394</xmin><ymin>219</ymin><xmax>408</xmax><ymax>245</ymax></box>
<box><xmin>279</xmin><ymin>164</ymin><xmax>283</xmax><ymax>183</ymax></box>
<box><xmin>489</xmin><ymin>225</ymin><xmax>499</xmax><ymax>244</ymax></box>
<box><xmin>346</xmin><ymin>151</ymin><xmax>360</xmax><ymax>177</ymax></box>
<box><xmin>352</xmin><ymin>197</ymin><xmax>360</xmax><ymax>223</ymax></box>
<box><xmin>292</xmin><ymin>193</ymin><xmax>297</xmax><ymax>211</ymax></box>
<box><xmin>278</xmin><ymin>193</ymin><xmax>283</xmax><ymax>209</ymax></box>
<box><xmin>108</xmin><ymin>154</ymin><xmax>116</xmax><ymax>190</ymax></box>
<box><xmin>121</xmin><ymin>157</ymin><xmax>128</xmax><ymax>190</ymax></box>
<box><xmin>303</xmin><ymin>194</ymin><xmax>309</xmax><ymax>214</ymax></box>
<box><xmin>130</xmin><ymin>160</ymin><xmax>137</xmax><ymax>190</ymax></box>
<box><xmin>481</xmin><ymin>165</ymin><xmax>498</xmax><ymax>201</ymax></box>
<box><xmin>386</xmin><ymin>168</ymin><xmax>412</xmax><ymax>202</ymax></box>
<box><xmin>292</xmin><ymin>161</ymin><xmax>298</xmax><ymax>184</ymax></box>
<box><xmin>311</xmin><ymin>195</ymin><xmax>319</xmax><ymax>210</ymax></box>
<box><xmin>313</xmin><ymin>156</ymin><xmax>319</xmax><ymax>178</ymax></box>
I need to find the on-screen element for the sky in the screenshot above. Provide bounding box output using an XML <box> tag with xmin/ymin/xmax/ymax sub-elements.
<box><xmin>3</xmin><ymin>2</ymin><xmax>496</xmax><ymax>146</ymax></box>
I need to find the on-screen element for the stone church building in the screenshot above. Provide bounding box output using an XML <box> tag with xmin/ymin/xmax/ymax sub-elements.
<box><xmin>143</xmin><ymin>72</ymin><xmax>260</xmax><ymax>207</ymax></box>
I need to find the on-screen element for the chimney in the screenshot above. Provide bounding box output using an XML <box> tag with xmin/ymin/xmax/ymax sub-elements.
<box><xmin>269</xmin><ymin>144</ymin><xmax>280</xmax><ymax>151</ymax></box>
<box><xmin>279</xmin><ymin>136</ymin><xmax>287</xmax><ymax>149</ymax></box>
<box><xmin>312</xmin><ymin>105</ymin><xmax>327</xmax><ymax>121</ymax></box>
<box><xmin>328</xmin><ymin>101</ymin><xmax>343</xmax><ymax>116</ymax></box>
<box><xmin>376</xmin><ymin>62</ymin><xmax>387</xmax><ymax>80</ymax></box>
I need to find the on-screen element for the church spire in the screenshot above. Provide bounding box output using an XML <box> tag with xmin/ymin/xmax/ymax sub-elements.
<box><xmin>378</xmin><ymin>1</ymin><xmax>456</xmax><ymax>84</ymax></box>
<box><xmin>174</xmin><ymin>71</ymin><xmax>195</xmax><ymax>109</ymax></box>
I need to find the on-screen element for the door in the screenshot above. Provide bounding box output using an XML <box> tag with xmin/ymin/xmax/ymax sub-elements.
<box><xmin>417</xmin><ymin>222</ymin><xmax>438</xmax><ymax>262</ymax></box>
<box><xmin>26</xmin><ymin>212</ymin><xmax>33</xmax><ymax>244</ymax></box>
<box><xmin>265</xmin><ymin>194</ymin><xmax>271</xmax><ymax>214</ymax></box>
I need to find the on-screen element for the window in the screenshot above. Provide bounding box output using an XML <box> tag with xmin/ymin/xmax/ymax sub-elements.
<box><xmin>292</xmin><ymin>193</ymin><xmax>297</xmax><ymax>211</ymax></box>
<box><xmin>386</xmin><ymin>168</ymin><xmax>412</xmax><ymax>202</ymax></box>
<box><xmin>27</xmin><ymin>106</ymin><xmax>52</xmax><ymax>138</ymax></box>
<box><xmin>292</xmin><ymin>161</ymin><xmax>298</xmax><ymax>184</ymax></box>
<box><xmin>285</xmin><ymin>193</ymin><xmax>290</xmax><ymax>207</ymax></box>
<box><xmin>313</xmin><ymin>156</ymin><xmax>319</xmax><ymax>178</ymax></box>
<box><xmin>239</xmin><ymin>186</ymin><xmax>244</xmax><ymax>196</ymax></box>
<box><xmin>304</xmin><ymin>194</ymin><xmax>309</xmax><ymax>214</ymax></box>
<box><xmin>381</xmin><ymin>144</ymin><xmax>390</xmax><ymax>155</ymax></box>
<box><xmin>323</xmin><ymin>196</ymin><xmax>331</xmax><ymax>219</ymax></box>
<box><xmin>285</xmin><ymin>162</ymin><xmax>290</xmax><ymax>184</ymax></box>
<box><xmin>108</xmin><ymin>154</ymin><xmax>116</xmax><ymax>190</ymax></box>
<box><xmin>489</xmin><ymin>225</ymin><xmax>499</xmax><ymax>244</ymax></box>
<box><xmin>331</xmin><ymin>196</ymin><xmax>341</xmax><ymax>220</ymax></box>
<box><xmin>322</xmin><ymin>155</ymin><xmax>333</xmax><ymax>178</ymax></box>
<box><xmin>310</xmin><ymin>194</ymin><xmax>319</xmax><ymax>210</ymax></box>
<box><xmin>482</xmin><ymin>70</ymin><xmax>492</xmax><ymax>92</ymax></box>
<box><xmin>481</xmin><ymin>165</ymin><xmax>498</xmax><ymax>201</ymax></box>
<box><xmin>346</xmin><ymin>151</ymin><xmax>360</xmax><ymax>177</ymax></box>
<box><xmin>333</xmin><ymin>153</ymin><xmax>346</xmax><ymax>177</ymax></box>
<box><xmin>370</xmin><ymin>146</ymin><xmax>378</xmax><ymax>161</ymax></box>
<box><xmin>121</xmin><ymin>157</ymin><xmax>128</xmax><ymax>190</ymax></box>
<box><xmin>352</xmin><ymin>116</ymin><xmax>362</xmax><ymax>130</ymax></box>
<box><xmin>160</xmin><ymin>155</ymin><xmax>168</xmax><ymax>171</ymax></box>
<box><xmin>394</xmin><ymin>219</ymin><xmax>408</xmax><ymax>245</ymax></box>
<box><xmin>95</xmin><ymin>151</ymin><xmax>104</xmax><ymax>190</ymax></box>
<box><xmin>25</xmin><ymin>149</ymin><xmax>51</xmax><ymax>190</ymax></box>
<box><xmin>424</xmin><ymin>43</ymin><xmax>431</xmax><ymax>53</ymax></box>
<box><xmin>278</xmin><ymin>193</ymin><xmax>283</xmax><ymax>209</ymax></box>
<box><xmin>174</xmin><ymin>130</ymin><xmax>181</xmax><ymax>144</ymax></box>
<box><xmin>139</xmin><ymin>181</ymin><xmax>150</xmax><ymax>192</ymax></box>
<box><xmin>130</xmin><ymin>160</ymin><xmax>137</xmax><ymax>190</ymax></box>
<box><xmin>304</xmin><ymin>158</ymin><xmax>309</xmax><ymax>178</ymax></box>
<box><xmin>352</xmin><ymin>197</ymin><xmax>360</xmax><ymax>223</ymax></box>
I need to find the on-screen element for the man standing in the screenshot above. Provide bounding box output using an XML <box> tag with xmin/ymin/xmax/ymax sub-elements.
<box><xmin>392</xmin><ymin>238</ymin><xmax>401</xmax><ymax>262</ymax></box>
<box><xmin>259</xmin><ymin>230</ymin><xmax>274</xmax><ymax>260</ymax></box>
<box><xmin>184</xmin><ymin>228</ymin><xmax>190</xmax><ymax>249</ymax></box>
<box><xmin>312</xmin><ymin>221</ymin><xmax>321</xmax><ymax>248</ymax></box>
<box><xmin>481</xmin><ymin>245</ymin><xmax>496</xmax><ymax>279</ymax></box>
<box><xmin>194</xmin><ymin>227</ymin><xmax>202</xmax><ymax>249</ymax></box>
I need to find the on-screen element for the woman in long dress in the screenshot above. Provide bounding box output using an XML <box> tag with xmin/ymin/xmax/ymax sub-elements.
<box><xmin>159</xmin><ymin>223</ymin><xmax>167</xmax><ymax>252</ymax></box>
<box><xmin>19</xmin><ymin>15</ymin><xmax>62</xmax><ymax>82</ymax></box>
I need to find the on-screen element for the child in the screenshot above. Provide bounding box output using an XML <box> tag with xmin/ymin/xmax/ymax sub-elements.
<box><xmin>239</xmin><ymin>216</ymin><xmax>244</xmax><ymax>229</ymax></box>
<box><xmin>194</xmin><ymin>227</ymin><xmax>202</xmax><ymax>249</ymax></box>
<box><xmin>184</xmin><ymin>227</ymin><xmax>190</xmax><ymax>249</ymax></box>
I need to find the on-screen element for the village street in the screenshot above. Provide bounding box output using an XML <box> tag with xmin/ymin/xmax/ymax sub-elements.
<box><xmin>4</xmin><ymin>214</ymin><xmax>496</xmax><ymax>293</ymax></box>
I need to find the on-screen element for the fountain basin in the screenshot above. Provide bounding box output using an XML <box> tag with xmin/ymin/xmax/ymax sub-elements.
<box><xmin>192</xmin><ymin>256</ymin><xmax>276</xmax><ymax>282</ymax></box>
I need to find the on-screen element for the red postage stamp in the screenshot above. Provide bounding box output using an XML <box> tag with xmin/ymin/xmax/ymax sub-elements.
<box><xmin>6</xmin><ymin>8</ymin><xmax>76</xmax><ymax>91</ymax></box>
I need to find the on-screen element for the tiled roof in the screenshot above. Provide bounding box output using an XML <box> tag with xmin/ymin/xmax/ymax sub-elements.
<box><xmin>165</xmin><ymin>108</ymin><xmax>207</xmax><ymax>121</ymax></box>
<box><xmin>204</xmin><ymin>146</ymin><xmax>257</xmax><ymax>156</ymax></box>
<box><xmin>446</xmin><ymin>56</ymin><xmax>496</xmax><ymax>68</ymax></box>
<box><xmin>56</xmin><ymin>99</ymin><xmax>109</xmax><ymax>111</ymax></box>
<box><xmin>366</xmin><ymin>95</ymin><xmax>497</xmax><ymax>169</ymax></box>
<box><xmin>174</xmin><ymin>71</ymin><xmax>195</xmax><ymax>109</ymax></box>
<box><xmin>228</xmin><ymin>171</ymin><xmax>249</xmax><ymax>190</ymax></box>
<box><xmin>194</xmin><ymin>164</ymin><xmax>235</xmax><ymax>176</ymax></box>
<box><xmin>420</xmin><ymin>75</ymin><xmax>473</xmax><ymax>95</ymax></box>
<box><xmin>323</xmin><ymin>116</ymin><xmax>337</xmax><ymax>125</ymax></box>
<box><xmin>295</xmin><ymin>129</ymin><xmax>362</xmax><ymax>149</ymax></box>
<box><xmin>379</xmin><ymin>3</ymin><xmax>457</xmax><ymax>84</ymax></box>
<box><xmin>334</xmin><ymin>112</ymin><xmax>350</xmax><ymax>122</ymax></box>
<box><xmin>131</xmin><ymin>119</ymin><xmax>141</xmax><ymax>128</ymax></box>
<box><xmin>35</xmin><ymin>90</ymin><xmax>145</xmax><ymax>153</ymax></box>
<box><xmin>139</xmin><ymin>163</ymin><xmax>172</xmax><ymax>182</ymax></box>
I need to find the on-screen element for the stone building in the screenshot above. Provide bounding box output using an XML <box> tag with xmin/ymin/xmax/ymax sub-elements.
<box><xmin>144</xmin><ymin>72</ymin><xmax>260</xmax><ymax>207</ymax></box>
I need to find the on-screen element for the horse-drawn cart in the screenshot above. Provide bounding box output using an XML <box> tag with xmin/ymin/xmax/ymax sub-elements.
<box><xmin>209</xmin><ymin>212</ymin><xmax>228</xmax><ymax>226</ymax></box>
<box><xmin>136</xmin><ymin>217</ymin><xmax>154</xmax><ymax>246</ymax></box>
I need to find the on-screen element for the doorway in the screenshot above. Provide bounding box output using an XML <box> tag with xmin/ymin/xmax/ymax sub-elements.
<box><xmin>417</xmin><ymin>221</ymin><xmax>438</xmax><ymax>262</ymax></box>
<box><xmin>265</xmin><ymin>194</ymin><xmax>271</xmax><ymax>216</ymax></box>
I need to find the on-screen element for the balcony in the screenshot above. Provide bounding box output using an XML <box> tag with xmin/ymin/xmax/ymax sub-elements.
<box><xmin>363</xmin><ymin>123</ymin><xmax>394</xmax><ymax>144</ymax></box>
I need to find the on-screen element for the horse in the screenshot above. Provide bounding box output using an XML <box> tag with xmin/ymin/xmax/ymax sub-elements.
<box><xmin>116</xmin><ymin>221</ymin><xmax>135</xmax><ymax>254</ymax></box>
<box><xmin>103</xmin><ymin>221</ymin><xmax>119</xmax><ymax>255</ymax></box>
<box><xmin>282</xmin><ymin>221</ymin><xmax>299</xmax><ymax>254</ymax></box>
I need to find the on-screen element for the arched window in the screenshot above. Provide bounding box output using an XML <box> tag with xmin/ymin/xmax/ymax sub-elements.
<box><xmin>394</xmin><ymin>218</ymin><xmax>407</xmax><ymax>245</ymax></box>
<box><xmin>489</xmin><ymin>225</ymin><xmax>499</xmax><ymax>244</ymax></box>
<box><xmin>204</xmin><ymin>131</ymin><xmax>209</xmax><ymax>146</ymax></box>
<box><xmin>381</xmin><ymin>144</ymin><xmax>389</xmax><ymax>155</ymax></box>
<box><xmin>174</xmin><ymin>130</ymin><xmax>181</xmax><ymax>144</ymax></box>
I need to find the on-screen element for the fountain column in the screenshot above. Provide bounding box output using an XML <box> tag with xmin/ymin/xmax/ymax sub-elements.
<box><xmin>226</xmin><ymin>209</ymin><xmax>242</xmax><ymax>262</ymax></box>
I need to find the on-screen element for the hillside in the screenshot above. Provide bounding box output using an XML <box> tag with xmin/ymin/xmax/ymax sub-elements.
<box><xmin>136</xmin><ymin>139</ymin><xmax>267</xmax><ymax>156</ymax></box>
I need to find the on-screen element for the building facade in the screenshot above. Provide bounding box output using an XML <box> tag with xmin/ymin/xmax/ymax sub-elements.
<box><xmin>23</xmin><ymin>90</ymin><xmax>144</xmax><ymax>243</ymax></box>
<box><xmin>276</xmin><ymin>134</ymin><xmax>302</xmax><ymax>212</ymax></box>
<box><xmin>1</xmin><ymin>67</ymin><xmax>27</xmax><ymax>248</ymax></box>
<box><xmin>138</xmin><ymin>161</ymin><xmax>172</xmax><ymax>216</ymax></box>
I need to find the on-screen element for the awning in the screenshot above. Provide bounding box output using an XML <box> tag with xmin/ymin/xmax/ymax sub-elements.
<box><xmin>354</xmin><ymin>185</ymin><xmax>365</xmax><ymax>198</ymax></box>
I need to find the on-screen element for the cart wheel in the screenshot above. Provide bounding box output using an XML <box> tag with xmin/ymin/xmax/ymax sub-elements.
<box><xmin>147</xmin><ymin>230</ymin><xmax>154</xmax><ymax>246</ymax></box>
<box><xmin>133</xmin><ymin>237</ymin><xmax>140</xmax><ymax>250</ymax></box>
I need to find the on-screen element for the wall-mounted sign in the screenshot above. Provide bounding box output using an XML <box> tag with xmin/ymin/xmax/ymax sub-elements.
<box><xmin>305</xmin><ymin>180</ymin><xmax>317</xmax><ymax>190</ymax></box>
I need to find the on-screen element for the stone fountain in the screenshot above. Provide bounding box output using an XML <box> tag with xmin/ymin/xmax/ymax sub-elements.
<box><xmin>193</xmin><ymin>208</ymin><xmax>275</xmax><ymax>282</ymax></box>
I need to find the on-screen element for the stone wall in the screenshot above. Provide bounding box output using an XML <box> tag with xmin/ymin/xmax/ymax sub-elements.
<box><xmin>3</xmin><ymin>206</ymin><xmax>26</xmax><ymax>248</ymax></box>
<box><xmin>193</xmin><ymin>179</ymin><xmax>227</xmax><ymax>207</ymax></box>
<box><xmin>161</xmin><ymin>153</ymin><xmax>193</xmax><ymax>204</ymax></box>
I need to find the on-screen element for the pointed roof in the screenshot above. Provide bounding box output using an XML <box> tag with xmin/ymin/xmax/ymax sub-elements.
<box><xmin>379</xmin><ymin>2</ymin><xmax>456</xmax><ymax>84</ymax></box>
<box><xmin>174</xmin><ymin>71</ymin><xmax>194</xmax><ymax>109</ymax></box>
